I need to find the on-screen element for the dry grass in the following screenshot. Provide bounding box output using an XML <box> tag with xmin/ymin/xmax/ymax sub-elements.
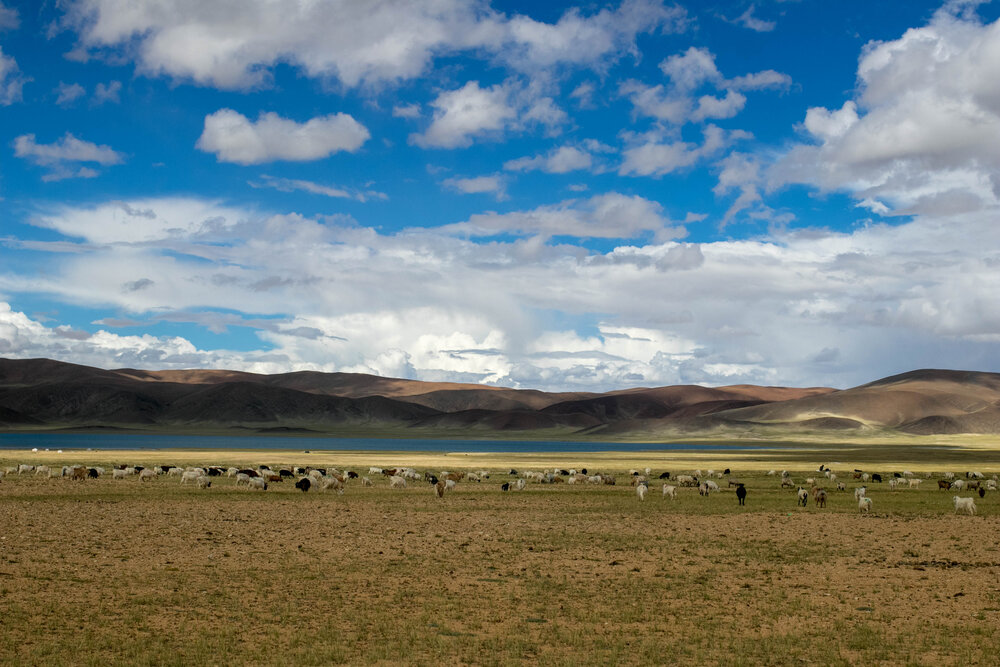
<box><xmin>1</xmin><ymin>456</ymin><xmax>1000</xmax><ymax>665</ymax></box>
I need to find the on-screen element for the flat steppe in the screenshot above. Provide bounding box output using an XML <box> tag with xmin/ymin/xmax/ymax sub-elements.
<box><xmin>1</xmin><ymin>450</ymin><xmax>999</xmax><ymax>665</ymax></box>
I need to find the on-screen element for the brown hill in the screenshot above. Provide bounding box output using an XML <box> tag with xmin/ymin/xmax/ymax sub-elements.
<box><xmin>4</xmin><ymin>358</ymin><xmax>1000</xmax><ymax>436</ymax></box>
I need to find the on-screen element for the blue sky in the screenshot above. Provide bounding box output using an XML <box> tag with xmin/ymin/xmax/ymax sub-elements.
<box><xmin>2</xmin><ymin>0</ymin><xmax>1000</xmax><ymax>391</ymax></box>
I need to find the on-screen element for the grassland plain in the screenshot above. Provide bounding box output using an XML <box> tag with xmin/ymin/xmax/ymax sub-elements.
<box><xmin>1</xmin><ymin>452</ymin><xmax>999</xmax><ymax>666</ymax></box>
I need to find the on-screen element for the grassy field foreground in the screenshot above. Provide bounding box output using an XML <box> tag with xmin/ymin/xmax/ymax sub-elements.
<box><xmin>1</xmin><ymin>460</ymin><xmax>999</xmax><ymax>665</ymax></box>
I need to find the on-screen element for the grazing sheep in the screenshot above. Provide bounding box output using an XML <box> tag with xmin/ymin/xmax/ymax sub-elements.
<box><xmin>139</xmin><ymin>469</ymin><xmax>157</xmax><ymax>482</ymax></box>
<box><xmin>871</xmin><ymin>473</ymin><xmax>881</xmax><ymax>483</ymax></box>
<box><xmin>908</xmin><ymin>479</ymin><xmax>922</xmax><ymax>489</ymax></box>
<box><xmin>434</xmin><ymin>481</ymin><xmax>446</xmax><ymax>498</ymax></box>
<box><xmin>369</xmin><ymin>467</ymin><xmax>382</xmax><ymax>475</ymax></box>
<box><xmin>837</xmin><ymin>482</ymin><xmax>846</xmax><ymax>491</ymax></box>
<box><xmin>361</xmin><ymin>476</ymin><xmax>373</xmax><ymax>487</ymax></box>
<box><xmin>859</xmin><ymin>497</ymin><xmax>873</xmax><ymax>514</ymax></box>
<box><xmin>944</xmin><ymin>472</ymin><xmax>955</xmax><ymax>480</ymax></box>
<box><xmin>658</xmin><ymin>472</ymin><xmax>671</xmax><ymax>479</ymax></box>
<box><xmin>797</xmin><ymin>488</ymin><xmax>808</xmax><ymax>507</ymax></box>
<box><xmin>675</xmin><ymin>474</ymin><xmax>697</xmax><ymax>487</ymax></box>
<box><xmin>814</xmin><ymin>488</ymin><xmax>827</xmax><ymax>508</ymax></box>
<box><xmin>953</xmin><ymin>496</ymin><xmax>977</xmax><ymax>515</ymax></box>
<box><xmin>112</xmin><ymin>469</ymin><xmax>128</xmax><ymax>480</ymax></box>
<box><xmin>736</xmin><ymin>484</ymin><xmax>747</xmax><ymax>506</ymax></box>
<box><xmin>235</xmin><ymin>473</ymin><xmax>251</xmax><ymax>487</ymax></box>
<box><xmin>196</xmin><ymin>476</ymin><xmax>211</xmax><ymax>489</ymax></box>
<box><xmin>902</xmin><ymin>470</ymin><xmax>914</xmax><ymax>478</ymax></box>
<box><xmin>855</xmin><ymin>486</ymin><xmax>867</xmax><ymax>500</ymax></box>
<box><xmin>501</xmin><ymin>482</ymin><xmax>510</xmax><ymax>492</ymax></box>
<box><xmin>514</xmin><ymin>479</ymin><xmax>525</xmax><ymax>491</ymax></box>
<box><xmin>968</xmin><ymin>481</ymin><xmax>981</xmax><ymax>491</ymax></box>
<box><xmin>295</xmin><ymin>477</ymin><xmax>311</xmax><ymax>492</ymax></box>
<box><xmin>70</xmin><ymin>466</ymin><xmax>88</xmax><ymax>481</ymax></box>
<box><xmin>780</xmin><ymin>477</ymin><xmax>795</xmax><ymax>489</ymax></box>
<box><xmin>938</xmin><ymin>480</ymin><xmax>951</xmax><ymax>490</ymax></box>
<box><xmin>662</xmin><ymin>484</ymin><xmax>677</xmax><ymax>499</ymax></box>
<box><xmin>951</xmin><ymin>480</ymin><xmax>967</xmax><ymax>490</ymax></box>
<box><xmin>968</xmin><ymin>471</ymin><xmax>985</xmax><ymax>480</ymax></box>
<box><xmin>888</xmin><ymin>479</ymin><xmax>899</xmax><ymax>490</ymax></box>
<box><xmin>636</xmin><ymin>483</ymin><xmax>648</xmax><ymax>501</ymax></box>
<box><xmin>180</xmin><ymin>470</ymin><xmax>201</xmax><ymax>485</ymax></box>
<box><xmin>698</xmin><ymin>482</ymin><xmax>710</xmax><ymax>496</ymax></box>
<box><xmin>805</xmin><ymin>478</ymin><xmax>815</xmax><ymax>485</ymax></box>
<box><xmin>987</xmin><ymin>480</ymin><xmax>998</xmax><ymax>491</ymax></box>
<box><xmin>388</xmin><ymin>475</ymin><xmax>407</xmax><ymax>489</ymax></box>
<box><xmin>17</xmin><ymin>464</ymin><xmax>34</xmax><ymax>475</ymax></box>
<box><xmin>320</xmin><ymin>477</ymin><xmax>344</xmax><ymax>494</ymax></box>
<box><xmin>445</xmin><ymin>479</ymin><xmax>457</xmax><ymax>491</ymax></box>
<box><xmin>247</xmin><ymin>478</ymin><xmax>267</xmax><ymax>491</ymax></box>
<box><xmin>979</xmin><ymin>487</ymin><xmax>986</xmax><ymax>498</ymax></box>
<box><xmin>861</xmin><ymin>473</ymin><xmax>871</xmax><ymax>482</ymax></box>
<box><xmin>766</xmin><ymin>470</ymin><xmax>776</xmax><ymax>476</ymax></box>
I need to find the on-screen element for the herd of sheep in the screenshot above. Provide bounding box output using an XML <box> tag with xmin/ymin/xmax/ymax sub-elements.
<box><xmin>0</xmin><ymin>461</ymin><xmax>992</xmax><ymax>515</ymax></box>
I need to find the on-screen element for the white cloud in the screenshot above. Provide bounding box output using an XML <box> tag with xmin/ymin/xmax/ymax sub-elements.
<box><xmin>504</xmin><ymin>145</ymin><xmax>593</xmax><ymax>173</ymax></box>
<box><xmin>55</xmin><ymin>82</ymin><xmax>86</xmax><ymax>105</ymax></box>
<box><xmin>659</xmin><ymin>47</ymin><xmax>721</xmax><ymax>89</ymax></box>
<box><xmin>196</xmin><ymin>109</ymin><xmax>370</xmax><ymax>165</ymax></box>
<box><xmin>442</xmin><ymin>175</ymin><xmax>507</xmax><ymax>200</ymax></box>
<box><xmin>392</xmin><ymin>103</ymin><xmax>421</xmax><ymax>119</ymax></box>
<box><xmin>0</xmin><ymin>2</ymin><xmax>18</xmax><ymax>30</ymax></box>
<box><xmin>732</xmin><ymin>5</ymin><xmax>776</xmax><ymax>32</ymax></box>
<box><xmin>10</xmin><ymin>196</ymin><xmax>1000</xmax><ymax>389</ymax></box>
<box><xmin>250</xmin><ymin>175</ymin><xmax>387</xmax><ymax>203</ymax></box>
<box><xmin>93</xmin><ymin>80</ymin><xmax>121</xmax><ymax>104</ymax></box>
<box><xmin>409</xmin><ymin>81</ymin><xmax>517</xmax><ymax>149</ymax></box>
<box><xmin>0</xmin><ymin>47</ymin><xmax>25</xmax><ymax>105</ymax></box>
<box><xmin>771</xmin><ymin>5</ymin><xmax>1000</xmax><ymax>216</ymax></box>
<box><xmin>13</xmin><ymin>133</ymin><xmax>124</xmax><ymax>181</ymax></box>
<box><xmin>619</xmin><ymin>125</ymin><xmax>743</xmax><ymax>177</ymax></box>
<box><xmin>441</xmin><ymin>192</ymin><xmax>681</xmax><ymax>239</ymax></box>
<box><xmin>61</xmin><ymin>0</ymin><xmax>688</xmax><ymax>90</ymax></box>
<box><xmin>622</xmin><ymin>47</ymin><xmax>790</xmax><ymax>127</ymax></box>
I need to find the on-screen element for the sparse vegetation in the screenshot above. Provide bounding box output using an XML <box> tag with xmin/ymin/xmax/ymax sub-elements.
<box><xmin>1</xmin><ymin>451</ymin><xmax>999</xmax><ymax>664</ymax></box>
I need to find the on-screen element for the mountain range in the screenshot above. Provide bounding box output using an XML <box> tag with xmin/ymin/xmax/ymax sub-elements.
<box><xmin>2</xmin><ymin>358</ymin><xmax>1000</xmax><ymax>437</ymax></box>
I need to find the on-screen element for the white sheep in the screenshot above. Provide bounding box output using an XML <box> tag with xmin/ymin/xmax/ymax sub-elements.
<box><xmin>361</xmin><ymin>476</ymin><xmax>373</xmax><ymax>487</ymax></box>
<box><xmin>138</xmin><ymin>469</ymin><xmax>157</xmax><ymax>482</ymax></box>
<box><xmin>34</xmin><ymin>465</ymin><xmax>50</xmax><ymax>476</ymax></box>
<box><xmin>908</xmin><ymin>479</ymin><xmax>922</xmax><ymax>489</ymax></box>
<box><xmin>112</xmin><ymin>469</ymin><xmax>128</xmax><ymax>480</ymax></box>
<box><xmin>247</xmin><ymin>478</ymin><xmax>267</xmax><ymax>491</ymax></box>
<box><xmin>766</xmin><ymin>470</ymin><xmax>776</xmax><ymax>476</ymax></box>
<box><xmin>226</xmin><ymin>467</ymin><xmax>239</xmax><ymax>477</ymax></box>
<box><xmin>17</xmin><ymin>464</ymin><xmax>34</xmax><ymax>474</ymax></box>
<box><xmin>180</xmin><ymin>470</ymin><xmax>201</xmax><ymax>485</ymax></box>
<box><xmin>636</xmin><ymin>483</ymin><xmax>648</xmax><ymax>501</ymax></box>
<box><xmin>861</xmin><ymin>473</ymin><xmax>870</xmax><ymax>482</ymax></box>
<box><xmin>987</xmin><ymin>480</ymin><xmax>998</xmax><ymax>491</ymax></box>
<box><xmin>235</xmin><ymin>473</ymin><xmax>251</xmax><ymax>486</ymax></box>
<box><xmin>514</xmin><ymin>479</ymin><xmax>525</xmax><ymax>491</ymax></box>
<box><xmin>797</xmin><ymin>488</ymin><xmax>808</xmax><ymax>506</ymax></box>
<box><xmin>859</xmin><ymin>497</ymin><xmax>873</xmax><ymax>514</ymax></box>
<box><xmin>662</xmin><ymin>484</ymin><xmax>676</xmax><ymax>499</ymax></box>
<box><xmin>902</xmin><ymin>470</ymin><xmax>914</xmax><ymax>478</ymax></box>
<box><xmin>855</xmin><ymin>486</ymin><xmax>867</xmax><ymax>500</ymax></box>
<box><xmin>389</xmin><ymin>475</ymin><xmax>407</xmax><ymax>489</ymax></box>
<box><xmin>445</xmin><ymin>479</ymin><xmax>457</xmax><ymax>490</ymax></box>
<box><xmin>837</xmin><ymin>481</ymin><xmax>846</xmax><ymax>491</ymax></box>
<box><xmin>369</xmin><ymin>467</ymin><xmax>382</xmax><ymax>475</ymax></box>
<box><xmin>951</xmin><ymin>480</ymin><xmax>966</xmax><ymax>490</ymax></box>
<box><xmin>944</xmin><ymin>472</ymin><xmax>955</xmax><ymax>480</ymax></box>
<box><xmin>196</xmin><ymin>476</ymin><xmax>211</xmax><ymax>489</ymax></box>
<box><xmin>953</xmin><ymin>496</ymin><xmax>977</xmax><ymax>515</ymax></box>
<box><xmin>705</xmin><ymin>480</ymin><xmax>720</xmax><ymax>491</ymax></box>
<box><xmin>321</xmin><ymin>477</ymin><xmax>345</xmax><ymax>494</ymax></box>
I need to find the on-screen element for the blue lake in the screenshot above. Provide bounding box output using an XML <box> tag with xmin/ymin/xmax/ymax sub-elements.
<box><xmin>0</xmin><ymin>433</ymin><xmax>763</xmax><ymax>453</ymax></box>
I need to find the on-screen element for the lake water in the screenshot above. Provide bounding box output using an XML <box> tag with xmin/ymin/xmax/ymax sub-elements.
<box><xmin>0</xmin><ymin>433</ymin><xmax>760</xmax><ymax>453</ymax></box>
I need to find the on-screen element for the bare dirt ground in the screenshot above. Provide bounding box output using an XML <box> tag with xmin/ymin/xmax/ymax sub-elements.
<box><xmin>1</xmin><ymin>462</ymin><xmax>999</xmax><ymax>665</ymax></box>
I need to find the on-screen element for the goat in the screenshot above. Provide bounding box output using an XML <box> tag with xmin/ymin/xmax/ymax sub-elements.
<box><xmin>953</xmin><ymin>496</ymin><xmax>977</xmax><ymax>515</ymax></box>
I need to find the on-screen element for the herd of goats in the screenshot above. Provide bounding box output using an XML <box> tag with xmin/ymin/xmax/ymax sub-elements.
<box><xmin>0</xmin><ymin>460</ymin><xmax>993</xmax><ymax>514</ymax></box>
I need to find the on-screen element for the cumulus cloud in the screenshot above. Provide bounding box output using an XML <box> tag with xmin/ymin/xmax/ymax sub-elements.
<box><xmin>731</xmin><ymin>5</ymin><xmax>776</xmax><ymax>32</ymax></box>
<box><xmin>0</xmin><ymin>47</ymin><xmax>25</xmax><ymax>105</ymax></box>
<box><xmin>55</xmin><ymin>82</ymin><xmax>86</xmax><ymax>106</ymax></box>
<box><xmin>621</xmin><ymin>46</ymin><xmax>790</xmax><ymax>128</ymax></box>
<box><xmin>771</xmin><ymin>4</ymin><xmax>1000</xmax><ymax>216</ymax></box>
<box><xmin>410</xmin><ymin>81</ymin><xmax>517</xmax><ymax>149</ymax></box>
<box><xmin>442</xmin><ymin>175</ymin><xmax>507</xmax><ymax>200</ymax></box>
<box><xmin>60</xmin><ymin>0</ymin><xmax>687</xmax><ymax>89</ymax></box>
<box><xmin>196</xmin><ymin>109</ymin><xmax>370</xmax><ymax>165</ymax></box>
<box><xmin>8</xmin><ymin>196</ymin><xmax>1000</xmax><ymax>389</ymax></box>
<box><xmin>441</xmin><ymin>192</ymin><xmax>681</xmax><ymax>239</ymax></box>
<box><xmin>504</xmin><ymin>145</ymin><xmax>593</xmax><ymax>173</ymax></box>
<box><xmin>0</xmin><ymin>2</ymin><xmax>17</xmax><ymax>30</ymax></box>
<box><xmin>619</xmin><ymin>125</ymin><xmax>747</xmax><ymax>177</ymax></box>
<box><xmin>93</xmin><ymin>80</ymin><xmax>121</xmax><ymax>104</ymax></box>
<box><xmin>13</xmin><ymin>133</ymin><xmax>125</xmax><ymax>181</ymax></box>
